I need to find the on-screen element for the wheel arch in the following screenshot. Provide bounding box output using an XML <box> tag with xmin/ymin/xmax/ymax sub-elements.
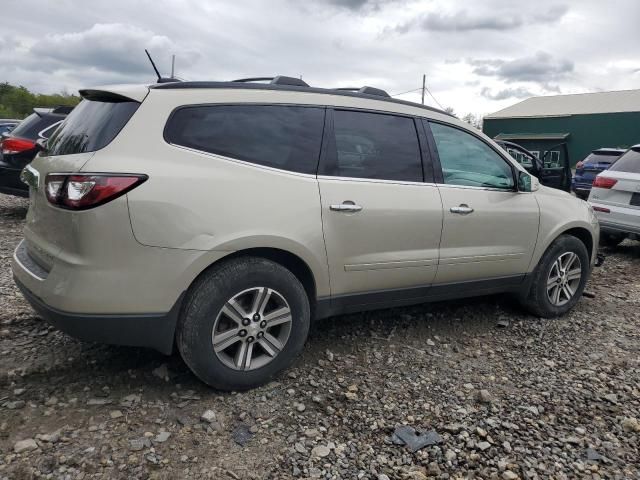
<box><xmin>561</xmin><ymin>226</ymin><xmax>594</xmax><ymax>260</ymax></box>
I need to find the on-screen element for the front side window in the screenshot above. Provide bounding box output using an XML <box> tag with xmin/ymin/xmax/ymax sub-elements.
<box><xmin>325</xmin><ymin>110</ymin><xmax>423</xmax><ymax>182</ymax></box>
<box><xmin>165</xmin><ymin>105</ymin><xmax>324</xmax><ymax>175</ymax></box>
<box><xmin>429</xmin><ymin>122</ymin><xmax>515</xmax><ymax>189</ymax></box>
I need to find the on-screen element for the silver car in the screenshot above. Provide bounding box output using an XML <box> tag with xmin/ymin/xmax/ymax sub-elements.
<box><xmin>12</xmin><ymin>76</ymin><xmax>600</xmax><ymax>390</ymax></box>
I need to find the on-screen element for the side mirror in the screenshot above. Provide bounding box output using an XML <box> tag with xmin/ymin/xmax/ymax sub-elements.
<box><xmin>518</xmin><ymin>171</ymin><xmax>539</xmax><ymax>192</ymax></box>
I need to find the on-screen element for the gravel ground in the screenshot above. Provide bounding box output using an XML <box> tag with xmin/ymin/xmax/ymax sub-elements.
<box><xmin>0</xmin><ymin>192</ymin><xmax>639</xmax><ymax>480</ymax></box>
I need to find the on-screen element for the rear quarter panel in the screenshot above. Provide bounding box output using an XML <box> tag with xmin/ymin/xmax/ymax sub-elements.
<box><xmin>82</xmin><ymin>89</ymin><xmax>331</xmax><ymax>298</ymax></box>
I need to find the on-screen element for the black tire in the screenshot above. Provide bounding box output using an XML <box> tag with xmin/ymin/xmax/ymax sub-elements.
<box><xmin>519</xmin><ymin>235</ymin><xmax>590</xmax><ymax>318</ymax></box>
<box><xmin>177</xmin><ymin>257</ymin><xmax>310</xmax><ymax>390</ymax></box>
<box><xmin>600</xmin><ymin>232</ymin><xmax>625</xmax><ymax>248</ymax></box>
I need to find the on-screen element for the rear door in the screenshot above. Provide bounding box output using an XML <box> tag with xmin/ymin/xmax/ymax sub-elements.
<box><xmin>318</xmin><ymin>109</ymin><xmax>443</xmax><ymax>299</ymax></box>
<box><xmin>427</xmin><ymin>121</ymin><xmax>539</xmax><ymax>284</ymax></box>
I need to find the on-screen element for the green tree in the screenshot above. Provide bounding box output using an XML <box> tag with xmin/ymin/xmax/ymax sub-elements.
<box><xmin>0</xmin><ymin>82</ymin><xmax>80</xmax><ymax>119</ymax></box>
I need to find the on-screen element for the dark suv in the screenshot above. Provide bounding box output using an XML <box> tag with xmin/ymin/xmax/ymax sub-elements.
<box><xmin>572</xmin><ymin>148</ymin><xmax>625</xmax><ymax>199</ymax></box>
<box><xmin>0</xmin><ymin>106</ymin><xmax>73</xmax><ymax>197</ymax></box>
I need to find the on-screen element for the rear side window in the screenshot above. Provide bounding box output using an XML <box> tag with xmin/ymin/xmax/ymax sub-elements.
<box><xmin>165</xmin><ymin>105</ymin><xmax>324</xmax><ymax>175</ymax></box>
<box><xmin>9</xmin><ymin>113</ymin><xmax>59</xmax><ymax>140</ymax></box>
<box><xmin>46</xmin><ymin>99</ymin><xmax>139</xmax><ymax>156</ymax></box>
<box><xmin>609</xmin><ymin>148</ymin><xmax>640</xmax><ymax>174</ymax></box>
<box><xmin>324</xmin><ymin>110</ymin><xmax>422</xmax><ymax>182</ymax></box>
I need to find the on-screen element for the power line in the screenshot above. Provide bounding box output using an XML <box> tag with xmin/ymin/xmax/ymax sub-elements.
<box><xmin>390</xmin><ymin>87</ymin><xmax>422</xmax><ymax>97</ymax></box>
<box><xmin>391</xmin><ymin>77</ymin><xmax>446</xmax><ymax>111</ymax></box>
<box><xmin>424</xmin><ymin>82</ymin><xmax>445</xmax><ymax>111</ymax></box>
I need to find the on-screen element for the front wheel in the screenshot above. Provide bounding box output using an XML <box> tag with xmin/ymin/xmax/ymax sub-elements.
<box><xmin>519</xmin><ymin>235</ymin><xmax>590</xmax><ymax>318</ymax></box>
<box><xmin>177</xmin><ymin>257</ymin><xmax>310</xmax><ymax>390</ymax></box>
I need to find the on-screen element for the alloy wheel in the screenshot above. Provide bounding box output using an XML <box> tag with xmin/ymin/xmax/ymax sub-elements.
<box><xmin>211</xmin><ymin>287</ymin><xmax>292</xmax><ymax>371</ymax></box>
<box><xmin>546</xmin><ymin>251</ymin><xmax>582</xmax><ymax>307</ymax></box>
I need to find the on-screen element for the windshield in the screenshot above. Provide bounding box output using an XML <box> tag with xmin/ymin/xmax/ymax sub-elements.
<box><xmin>608</xmin><ymin>149</ymin><xmax>640</xmax><ymax>174</ymax></box>
<box><xmin>45</xmin><ymin>98</ymin><xmax>139</xmax><ymax>156</ymax></box>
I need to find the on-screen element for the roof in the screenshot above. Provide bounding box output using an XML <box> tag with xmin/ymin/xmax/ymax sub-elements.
<box><xmin>592</xmin><ymin>148</ymin><xmax>626</xmax><ymax>154</ymax></box>
<box><xmin>151</xmin><ymin>79</ymin><xmax>451</xmax><ymax>117</ymax></box>
<box><xmin>494</xmin><ymin>132</ymin><xmax>569</xmax><ymax>141</ymax></box>
<box><xmin>486</xmin><ymin>89</ymin><xmax>640</xmax><ymax>119</ymax></box>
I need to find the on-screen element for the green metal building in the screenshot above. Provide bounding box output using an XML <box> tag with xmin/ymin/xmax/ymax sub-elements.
<box><xmin>483</xmin><ymin>89</ymin><xmax>640</xmax><ymax>167</ymax></box>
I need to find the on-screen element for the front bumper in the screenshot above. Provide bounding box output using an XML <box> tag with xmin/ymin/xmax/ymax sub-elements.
<box><xmin>14</xmin><ymin>275</ymin><xmax>182</xmax><ymax>354</ymax></box>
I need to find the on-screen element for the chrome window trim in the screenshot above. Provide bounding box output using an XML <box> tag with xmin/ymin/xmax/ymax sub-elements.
<box><xmin>38</xmin><ymin>120</ymin><xmax>63</xmax><ymax>139</ymax></box>
<box><xmin>317</xmin><ymin>174</ymin><xmax>436</xmax><ymax>187</ymax></box>
<box><xmin>436</xmin><ymin>183</ymin><xmax>519</xmax><ymax>193</ymax></box>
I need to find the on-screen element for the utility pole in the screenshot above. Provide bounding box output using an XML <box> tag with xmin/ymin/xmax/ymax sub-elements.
<box><xmin>421</xmin><ymin>74</ymin><xmax>426</xmax><ymax>105</ymax></box>
<box><xmin>171</xmin><ymin>55</ymin><xmax>176</xmax><ymax>78</ymax></box>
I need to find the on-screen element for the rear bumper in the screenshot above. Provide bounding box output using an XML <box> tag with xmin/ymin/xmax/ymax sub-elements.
<box><xmin>591</xmin><ymin>201</ymin><xmax>640</xmax><ymax>236</ymax></box>
<box><xmin>0</xmin><ymin>166</ymin><xmax>28</xmax><ymax>197</ymax></box>
<box><xmin>14</xmin><ymin>275</ymin><xmax>182</xmax><ymax>354</ymax></box>
<box><xmin>599</xmin><ymin>221</ymin><xmax>640</xmax><ymax>236</ymax></box>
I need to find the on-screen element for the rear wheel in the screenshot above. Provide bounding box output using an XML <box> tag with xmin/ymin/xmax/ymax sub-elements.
<box><xmin>519</xmin><ymin>235</ymin><xmax>590</xmax><ymax>318</ymax></box>
<box><xmin>177</xmin><ymin>257</ymin><xmax>310</xmax><ymax>390</ymax></box>
<box><xmin>600</xmin><ymin>232</ymin><xmax>625</xmax><ymax>248</ymax></box>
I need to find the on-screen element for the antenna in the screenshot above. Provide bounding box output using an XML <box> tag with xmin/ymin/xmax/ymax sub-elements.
<box><xmin>145</xmin><ymin>49</ymin><xmax>162</xmax><ymax>81</ymax></box>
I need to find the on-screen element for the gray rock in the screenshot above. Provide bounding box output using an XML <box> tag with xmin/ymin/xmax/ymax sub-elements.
<box><xmin>311</xmin><ymin>445</ymin><xmax>331</xmax><ymax>458</ymax></box>
<box><xmin>14</xmin><ymin>438</ymin><xmax>38</xmax><ymax>453</ymax></box>
<box><xmin>477</xmin><ymin>389</ymin><xmax>493</xmax><ymax>403</ymax></box>
<box><xmin>201</xmin><ymin>409</ymin><xmax>217</xmax><ymax>423</ymax></box>
<box><xmin>152</xmin><ymin>363</ymin><xmax>170</xmax><ymax>381</ymax></box>
<box><xmin>153</xmin><ymin>431</ymin><xmax>171</xmax><ymax>443</ymax></box>
<box><xmin>502</xmin><ymin>471</ymin><xmax>518</xmax><ymax>480</ymax></box>
<box><xmin>477</xmin><ymin>441</ymin><xmax>491</xmax><ymax>451</ymax></box>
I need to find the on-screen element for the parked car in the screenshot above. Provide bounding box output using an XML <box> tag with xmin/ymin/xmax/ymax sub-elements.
<box><xmin>13</xmin><ymin>77</ymin><xmax>599</xmax><ymax>390</ymax></box>
<box><xmin>0</xmin><ymin>107</ymin><xmax>73</xmax><ymax>197</ymax></box>
<box><xmin>496</xmin><ymin>140</ymin><xmax>571</xmax><ymax>192</ymax></box>
<box><xmin>588</xmin><ymin>145</ymin><xmax>640</xmax><ymax>246</ymax></box>
<box><xmin>0</xmin><ymin>119</ymin><xmax>21</xmax><ymax>136</ymax></box>
<box><xmin>572</xmin><ymin>148</ymin><xmax>625</xmax><ymax>199</ymax></box>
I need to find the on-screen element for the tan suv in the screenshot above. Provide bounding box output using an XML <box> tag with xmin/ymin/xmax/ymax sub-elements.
<box><xmin>12</xmin><ymin>76</ymin><xmax>600</xmax><ymax>390</ymax></box>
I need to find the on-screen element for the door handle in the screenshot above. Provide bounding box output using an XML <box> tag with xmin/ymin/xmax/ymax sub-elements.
<box><xmin>330</xmin><ymin>201</ymin><xmax>363</xmax><ymax>213</ymax></box>
<box><xmin>450</xmin><ymin>204</ymin><xmax>474</xmax><ymax>215</ymax></box>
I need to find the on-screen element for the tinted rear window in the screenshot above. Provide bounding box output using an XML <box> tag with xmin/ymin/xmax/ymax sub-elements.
<box><xmin>45</xmin><ymin>99</ymin><xmax>139</xmax><ymax>156</ymax></box>
<box><xmin>9</xmin><ymin>113</ymin><xmax>60</xmax><ymax>140</ymax></box>
<box><xmin>583</xmin><ymin>152</ymin><xmax>622</xmax><ymax>164</ymax></box>
<box><xmin>323</xmin><ymin>110</ymin><xmax>423</xmax><ymax>182</ymax></box>
<box><xmin>165</xmin><ymin>105</ymin><xmax>324</xmax><ymax>174</ymax></box>
<box><xmin>609</xmin><ymin>149</ymin><xmax>640</xmax><ymax>174</ymax></box>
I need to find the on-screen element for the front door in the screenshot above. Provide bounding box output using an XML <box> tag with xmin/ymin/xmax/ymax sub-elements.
<box><xmin>319</xmin><ymin>109</ymin><xmax>443</xmax><ymax>298</ymax></box>
<box><xmin>427</xmin><ymin>121</ymin><xmax>539</xmax><ymax>284</ymax></box>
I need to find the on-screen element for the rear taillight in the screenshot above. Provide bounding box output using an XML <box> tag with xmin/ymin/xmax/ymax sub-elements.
<box><xmin>2</xmin><ymin>138</ymin><xmax>36</xmax><ymax>155</ymax></box>
<box><xmin>44</xmin><ymin>173</ymin><xmax>147</xmax><ymax>210</ymax></box>
<box><xmin>592</xmin><ymin>176</ymin><xmax>618</xmax><ymax>189</ymax></box>
<box><xmin>575</xmin><ymin>161</ymin><xmax>584</xmax><ymax>169</ymax></box>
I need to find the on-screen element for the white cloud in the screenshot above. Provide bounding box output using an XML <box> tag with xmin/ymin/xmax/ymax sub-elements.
<box><xmin>0</xmin><ymin>0</ymin><xmax>638</xmax><ymax>117</ymax></box>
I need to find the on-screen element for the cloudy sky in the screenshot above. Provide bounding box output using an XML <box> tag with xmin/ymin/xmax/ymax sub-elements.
<box><xmin>1</xmin><ymin>0</ymin><xmax>639</xmax><ymax>116</ymax></box>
